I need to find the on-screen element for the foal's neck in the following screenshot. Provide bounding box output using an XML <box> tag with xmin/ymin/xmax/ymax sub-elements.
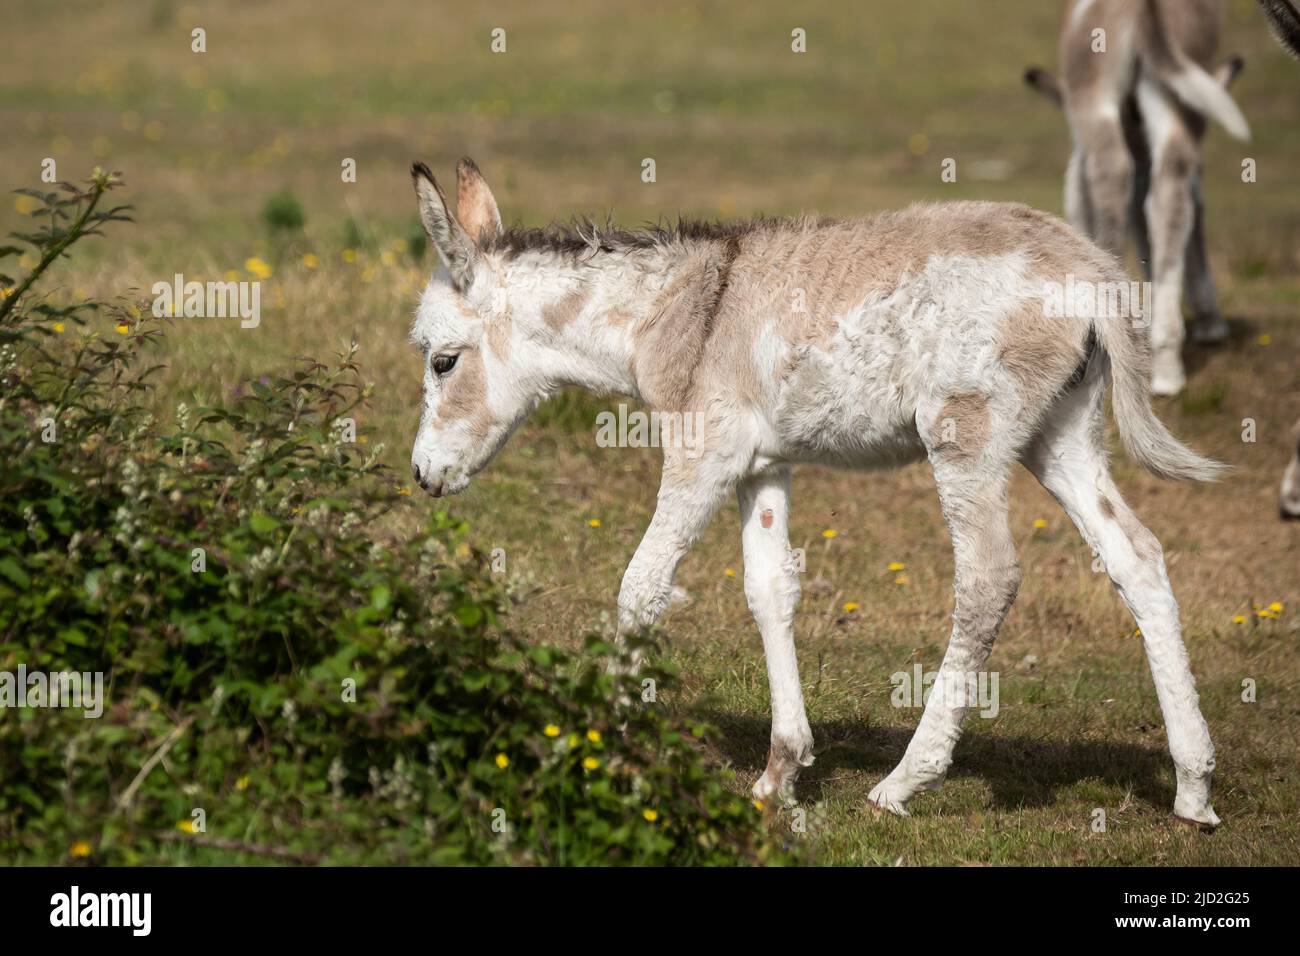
<box><xmin>533</xmin><ymin>239</ymin><xmax>730</xmax><ymax>408</ymax></box>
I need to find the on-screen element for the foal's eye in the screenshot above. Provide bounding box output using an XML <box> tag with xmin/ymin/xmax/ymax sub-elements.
<box><xmin>431</xmin><ymin>354</ymin><xmax>458</xmax><ymax>376</ymax></box>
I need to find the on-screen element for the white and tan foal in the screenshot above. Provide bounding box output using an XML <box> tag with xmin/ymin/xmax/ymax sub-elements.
<box><xmin>407</xmin><ymin>158</ymin><xmax>1225</xmax><ymax>826</ymax></box>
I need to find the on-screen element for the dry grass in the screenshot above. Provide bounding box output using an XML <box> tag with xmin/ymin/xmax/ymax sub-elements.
<box><xmin>3</xmin><ymin>0</ymin><xmax>1297</xmax><ymax>864</ymax></box>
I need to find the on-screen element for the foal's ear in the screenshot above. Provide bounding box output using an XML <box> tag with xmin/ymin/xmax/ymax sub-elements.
<box><xmin>411</xmin><ymin>161</ymin><xmax>477</xmax><ymax>289</ymax></box>
<box><xmin>456</xmin><ymin>157</ymin><xmax>502</xmax><ymax>245</ymax></box>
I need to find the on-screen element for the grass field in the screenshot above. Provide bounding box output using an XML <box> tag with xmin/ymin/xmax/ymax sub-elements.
<box><xmin>3</xmin><ymin>0</ymin><xmax>1298</xmax><ymax>864</ymax></box>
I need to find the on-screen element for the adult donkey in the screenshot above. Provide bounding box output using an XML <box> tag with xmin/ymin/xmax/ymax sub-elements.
<box><xmin>407</xmin><ymin>158</ymin><xmax>1225</xmax><ymax>826</ymax></box>
<box><xmin>1029</xmin><ymin>0</ymin><xmax>1300</xmax><ymax>397</ymax></box>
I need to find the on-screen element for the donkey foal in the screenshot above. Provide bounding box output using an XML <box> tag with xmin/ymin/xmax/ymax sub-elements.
<box><xmin>407</xmin><ymin>158</ymin><xmax>1225</xmax><ymax>826</ymax></box>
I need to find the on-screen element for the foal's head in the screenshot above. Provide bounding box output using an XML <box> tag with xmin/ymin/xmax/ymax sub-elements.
<box><xmin>406</xmin><ymin>159</ymin><xmax>582</xmax><ymax>497</ymax></box>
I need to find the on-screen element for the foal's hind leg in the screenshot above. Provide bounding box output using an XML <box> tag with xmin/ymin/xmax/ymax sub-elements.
<box><xmin>1024</xmin><ymin>378</ymin><xmax>1219</xmax><ymax>826</ymax></box>
<box><xmin>869</xmin><ymin>439</ymin><xmax>1020</xmax><ymax>814</ymax></box>
<box><xmin>738</xmin><ymin>467</ymin><xmax>814</xmax><ymax>804</ymax></box>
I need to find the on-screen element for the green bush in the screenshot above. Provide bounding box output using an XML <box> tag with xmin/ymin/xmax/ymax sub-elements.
<box><xmin>0</xmin><ymin>172</ymin><xmax>789</xmax><ymax>865</ymax></box>
<box><xmin>261</xmin><ymin>187</ymin><xmax>305</xmax><ymax>234</ymax></box>
<box><xmin>405</xmin><ymin>217</ymin><xmax>428</xmax><ymax>262</ymax></box>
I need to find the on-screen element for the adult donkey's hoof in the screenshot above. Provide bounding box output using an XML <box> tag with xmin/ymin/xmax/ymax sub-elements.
<box><xmin>1189</xmin><ymin>315</ymin><xmax>1230</xmax><ymax>345</ymax></box>
<box><xmin>1150</xmin><ymin>349</ymin><xmax>1186</xmax><ymax>397</ymax></box>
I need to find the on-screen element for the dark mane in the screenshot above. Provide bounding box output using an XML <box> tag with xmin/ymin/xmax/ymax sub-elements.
<box><xmin>481</xmin><ymin>214</ymin><xmax>810</xmax><ymax>260</ymax></box>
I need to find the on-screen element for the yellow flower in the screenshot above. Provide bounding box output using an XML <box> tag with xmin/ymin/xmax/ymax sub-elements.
<box><xmin>724</xmin><ymin>567</ymin><xmax>736</xmax><ymax>577</ymax></box>
<box><xmin>302</xmin><ymin>253</ymin><xmax>319</xmax><ymax>269</ymax></box>
<box><xmin>887</xmin><ymin>562</ymin><xmax>906</xmax><ymax>572</ymax></box>
<box><xmin>53</xmin><ymin>322</ymin><xmax>65</xmax><ymax>333</ymax></box>
<box><xmin>342</xmin><ymin>248</ymin><xmax>358</xmax><ymax>264</ymax></box>
<box><xmin>1</xmin><ymin>287</ymin><xmax>13</xmax><ymax>299</ymax></box>
<box><xmin>544</xmin><ymin>724</ymin><xmax>561</xmax><ymax>737</ymax></box>
<box><xmin>1268</xmin><ymin>602</ymin><xmax>1284</xmax><ymax>613</ymax></box>
<box><xmin>115</xmin><ymin>323</ymin><xmax>129</xmax><ymax>335</ymax></box>
<box><xmin>1231</xmin><ymin>615</ymin><xmax>1247</xmax><ymax>624</ymax></box>
<box><xmin>495</xmin><ymin>753</ymin><xmax>509</xmax><ymax>769</ymax></box>
<box><xmin>822</xmin><ymin>529</ymin><xmax>837</xmax><ymax>539</ymax></box>
<box><xmin>1257</xmin><ymin>333</ymin><xmax>1272</xmax><ymax>347</ymax></box>
<box><xmin>235</xmin><ymin>775</ymin><xmax>250</xmax><ymax>791</ymax></box>
<box><xmin>894</xmin><ymin>574</ymin><xmax>909</xmax><ymax>585</ymax></box>
<box><xmin>244</xmin><ymin>256</ymin><xmax>272</xmax><ymax>280</ymax></box>
<box><xmin>398</xmin><ymin>487</ymin><xmax>412</xmax><ymax>496</ymax></box>
<box><xmin>1134</xmin><ymin>628</ymin><xmax>1142</xmax><ymax>637</ymax></box>
<box><xmin>582</xmin><ymin>756</ymin><xmax>600</xmax><ymax>771</ymax></box>
<box><xmin>1256</xmin><ymin>609</ymin><xmax>1273</xmax><ymax>619</ymax></box>
<box><xmin>587</xmin><ymin>729</ymin><xmax>602</xmax><ymax>743</ymax></box>
<box><xmin>176</xmin><ymin>819</ymin><xmax>196</xmax><ymax>834</ymax></box>
<box><xmin>643</xmin><ymin>809</ymin><xmax>659</xmax><ymax>823</ymax></box>
<box><xmin>587</xmin><ymin>518</ymin><xmax>601</xmax><ymax>527</ymax></box>
<box><xmin>842</xmin><ymin>601</ymin><xmax>859</xmax><ymax>612</ymax></box>
<box><xmin>14</xmin><ymin>195</ymin><xmax>40</xmax><ymax>215</ymax></box>
<box><xmin>380</xmin><ymin>250</ymin><xmax>397</xmax><ymax>267</ymax></box>
<box><xmin>752</xmin><ymin>799</ymin><xmax>765</xmax><ymax>811</ymax></box>
<box><xmin>566</xmin><ymin>733</ymin><xmax>580</xmax><ymax>749</ymax></box>
<box><xmin>69</xmin><ymin>841</ymin><xmax>92</xmax><ymax>858</ymax></box>
<box><xmin>1033</xmin><ymin>518</ymin><xmax>1048</xmax><ymax>529</ymax></box>
<box><xmin>224</xmin><ymin>269</ymin><xmax>240</xmax><ymax>282</ymax></box>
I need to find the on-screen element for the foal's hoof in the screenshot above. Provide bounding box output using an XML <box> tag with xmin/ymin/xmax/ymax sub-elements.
<box><xmin>751</xmin><ymin>772</ymin><xmax>797</xmax><ymax>807</ymax></box>
<box><xmin>1173</xmin><ymin>798</ymin><xmax>1221</xmax><ymax>830</ymax></box>
<box><xmin>867</xmin><ymin>779</ymin><xmax>912</xmax><ymax>817</ymax></box>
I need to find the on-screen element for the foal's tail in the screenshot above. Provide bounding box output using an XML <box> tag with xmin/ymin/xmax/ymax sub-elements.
<box><xmin>1093</xmin><ymin>310</ymin><xmax>1229</xmax><ymax>483</ymax></box>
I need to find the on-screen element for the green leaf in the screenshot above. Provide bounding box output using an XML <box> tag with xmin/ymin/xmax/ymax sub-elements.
<box><xmin>454</xmin><ymin>604</ymin><xmax>483</xmax><ymax>628</ymax></box>
<box><xmin>248</xmin><ymin>513</ymin><xmax>279</xmax><ymax>534</ymax></box>
<box><xmin>0</xmin><ymin>556</ymin><xmax>31</xmax><ymax>588</ymax></box>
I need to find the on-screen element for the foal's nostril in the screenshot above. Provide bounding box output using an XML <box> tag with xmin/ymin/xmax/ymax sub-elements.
<box><xmin>412</xmin><ymin>463</ymin><xmax>423</xmax><ymax>485</ymax></box>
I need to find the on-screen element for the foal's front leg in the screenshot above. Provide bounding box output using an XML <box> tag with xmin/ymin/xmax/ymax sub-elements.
<box><xmin>615</xmin><ymin>456</ymin><xmax>732</xmax><ymax>669</ymax></box>
<box><xmin>738</xmin><ymin>467</ymin><xmax>814</xmax><ymax>804</ymax></box>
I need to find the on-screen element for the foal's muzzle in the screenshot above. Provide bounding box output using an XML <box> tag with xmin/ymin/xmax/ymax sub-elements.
<box><xmin>412</xmin><ymin>462</ymin><xmax>445</xmax><ymax>498</ymax></box>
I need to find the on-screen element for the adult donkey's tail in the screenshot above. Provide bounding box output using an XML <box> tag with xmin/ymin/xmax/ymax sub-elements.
<box><xmin>1141</xmin><ymin>0</ymin><xmax>1251</xmax><ymax>141</ymax></box>
<box><xmin>1094</xmin><ymin>309</ymin><xmax>1229</xmax><ymax>483</ymax></box>
<box><xmin>1258</xmin><ymin>0</ymin><xmax>1300</xmax><ymax>58</ymax></box>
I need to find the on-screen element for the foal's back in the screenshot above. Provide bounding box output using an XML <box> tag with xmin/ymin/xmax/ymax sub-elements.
<box><xmin>705</xmin><ymin>202</ymin><xmax>1120</xmax><ymax>468</ymax></box>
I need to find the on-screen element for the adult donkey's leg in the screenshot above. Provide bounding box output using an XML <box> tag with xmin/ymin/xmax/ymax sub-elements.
<box><xmin>1073</xmin><ymin>109</ymin><xmax>1133</xmax><ymax>260</ymax></box>
<box><xmin>1138</xmin><ymin>80</ymin><xmax>1199</xmax><ymax>396</ymax></box>
<box><xmin>869</xmin><ymin>446</ymin><xmax>1021</xmax><ymax>815</ymax></box>
<box><xmin>615</xmin><ymin>454</ymin><xmax>732</xmax><ymax>670</ymax></box>
<box><xmin>1184</xmin><ymin>175</ymin><xmax>1230</xmax><ymax>345</ymax></box>
<box><xmin>1064</xmin><ymin>148</ymin><xmax>1095</xmax><ymax>239</ymax></box>
<box><xmin>738</xmin><ymin>467</ymin><xmax>813</xmax><ymax>804</ymax></box>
